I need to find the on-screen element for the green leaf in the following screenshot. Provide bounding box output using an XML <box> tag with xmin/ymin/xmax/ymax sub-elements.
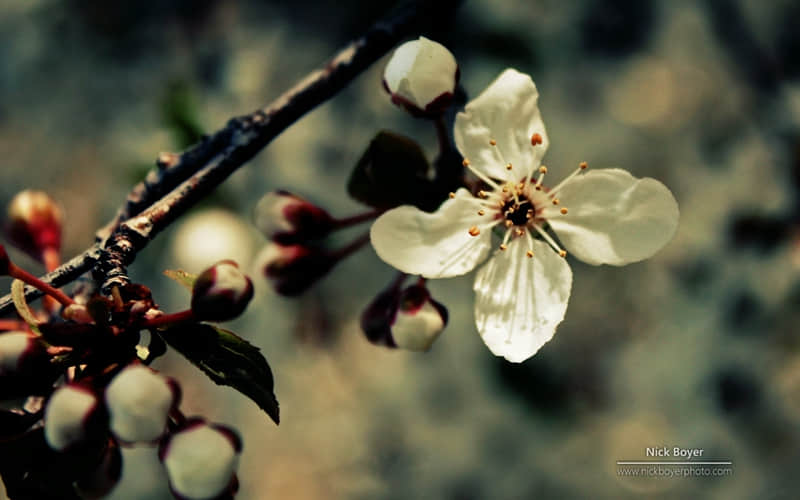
<box><xmin>348</xmin><ymin>131</ymin><xmax>436</xmax><ymax>210</ymax></box>
<box><xmin>163</xmin><ymin>269</ymin><xmax>197</xmax><ymax>292</ymax></box>
<box><xmin>11</xmin><ymin>280</ymin><xmax>40</xmax><ymax>335</ymax></box>
<box><xmin>158</xmin><ymin>323</ymin><xmax>279</xmax><ymax>424</ymax></box>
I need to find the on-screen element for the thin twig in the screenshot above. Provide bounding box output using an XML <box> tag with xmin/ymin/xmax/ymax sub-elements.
<box><xmin>0</xmin><ymin>0</ymin><xmax>463</xmax><ymax>311</ymax></box>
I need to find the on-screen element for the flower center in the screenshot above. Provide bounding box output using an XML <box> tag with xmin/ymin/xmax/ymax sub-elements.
<box><xmin>501</xmin><ymin>195</ymin><xmax>533</xmax><ymax>226</ymax></box>
<box><xmin>459</xmin><ymin>135</ymin><xmax>590</xmax><ymax>259</ymax></box>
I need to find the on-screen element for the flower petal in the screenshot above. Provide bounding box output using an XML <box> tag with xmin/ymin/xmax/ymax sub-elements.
<box><xmin>370</xmin><ymin>189</ymin><xmax>492</xmax><ymax>278</ymax></box>
<box><xmin>473</xmin><ymin>238</ymin><xmax>572</xmax><ymax>363</ymax></box>
<box><xmin>548</xmin><ymin>168</ymin><xmax>679</xmax><ymax>266</ymax></box>
<box><xmin>455</xmin><ymin>68</ymin><xmax>549</xmax><ymax>182</ymax></box>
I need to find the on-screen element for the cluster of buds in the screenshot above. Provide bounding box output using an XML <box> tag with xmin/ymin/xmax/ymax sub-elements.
<box><xmin>42</xmin><ymin>365</ymin><xmax>241</xmax><ymax>499</ymax></box>
<box><xmin>1</xmin><ymin>211</ymin><xmax>254</xmax><ymax>499</ymax></box>
<box><xmin>254</xmin><ymin>191</ymin><xmax>375</xmax><ymax>297</ymax></box>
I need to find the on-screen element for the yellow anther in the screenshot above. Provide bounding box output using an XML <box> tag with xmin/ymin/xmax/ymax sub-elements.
<box><xmin>579</xmin><ymin>161</ymin><xmax>588</xmax><ymax>170</ymax></box>
<box><xmin>449</xmin><ymin>192</ymin><xmax>456</xmax><ymax>199</ymax></box>
<box><xmin>468</xmin><ymin>226</ymin><xmax>481</xmax><ymax>237</ymax></box>
<box><xmin>552</xmin><ymin>198</ymin><xmax>559</xmax><ymax>205</ymax></box>
<box><xmin>559</xmin><ymin>250</ymin><xmax>567</xmax><ymax>258</ymax></box>
<box><xmin>539</xmin><ymin>165</ymin><xmax>548</xmax><ymax>174</ymax></box>
<box><xmin>526</xmin><ymin>250</ymin><xmax>534</xmax><ymax>258</ymax></box>
<box><xmin>489</xmin><ymin>139</ymin><xmax>497</xmax><ymax>146</ymax></box>
<box><xmin>515</xmin><ymin>228</ymin><xmax>525</xmax><ymax>237</ymax></box>
<box><xmin>504</xmin><ymin>220</ymin><xmax>513</xmax><ymax>228</ymax></box>
<box><xmin>462</xmin><ymin>158</ymin><xmax>471</xmax><ymax>167</ymax></box>
<box><xmin>560</xmin><ymin>207</ymin><xmax>568</xmax><ymax>215</ymax></box>
<box><xmin>506</xmin><ymin>163</ymin><xmax>513</xmax><ymax>170</ymax></box>
<box><xmin>499</xmin><ymin>244</ymin><xmax>508</xmax><ymax>251</ymax></box>
<box><xmin>502</xmin><ymin>185</ymin><xmax>509</xmax><ymax>193</ymax></box>
<box><xmin>531</xmin><ymin>133</ymin><xmax>543</xmax><ymax>146</ymax></box>
<box><xmin>478</xmin><ymin>190</ymin><xmax>488</xmax><ymax>198</ymax></box>
<box><xmin>477</xmin><ymin>209</ymin><xmax>485</xmax><ymax>216</ymax></box>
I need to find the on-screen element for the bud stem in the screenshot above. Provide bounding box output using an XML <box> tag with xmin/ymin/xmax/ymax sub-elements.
<box><xmin>0</xmin><ymin>319</ymin><xmax>29</xmax><ymax>331</ymax></box>
<box><xmin>42</xmin><ymin>247</ymin><xmax>61</xmax><ymax>273</ymax></box>
<box><xmin>331</xmin><ymin>232</ymin><xmax>371</xmax><ymax>260</ymax></box>
<box><xmin>332</xmin><ymin>210</ymin><xmax>382</xmax><ymax>229</ymax></box>
<box><xmin>143</xmin><ymin>309</ymin><xmax>195</xmax><ymax>328</ymax></box>
<box><xmin>434</xmin><ymin>116</ymin><xmax>451</xmax><ymax>155</ymax></box>
<box><xmin>7</xmin><ymin>263</ymin><xmax>74</xmax><ymax>307</ymax></box>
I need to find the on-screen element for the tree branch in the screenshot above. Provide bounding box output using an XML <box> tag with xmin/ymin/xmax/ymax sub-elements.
<box><xmin>0</xmin><ymin>0</ymin><xmax>463</xmax><ymax>313</ymax></box>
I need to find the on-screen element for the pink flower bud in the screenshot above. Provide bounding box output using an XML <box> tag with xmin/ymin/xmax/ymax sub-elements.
<box><xmin>0</xmin><ymin>331</ymin><xmax>47</xmax><ymax>377</ymax></box>
<box><xmin>257</xmin><ymin>242</ymin><xmax>335</xmax><ymax>296</ymax></box>
<box><xmin>362</xmin><ymin>285</ymin><xmax>448</xmax><ymax>351</ymax></box>
<box><xmin>191</xmin><ymin>260</ymin><xmax>254</xmax><ymax>322</ymax></box>
<box><xmin>254</xmin><ymin>190</ymin><xmax>334</xmax><ymax>244</ymax></box>
<box><xmin>383</xmin><ymin>37</ymin><xmax>459</xmax><ymax>117</ymax></box>
<box><xmin>160</xmin><ymin>420</ymin><xmax>242</xmax><ymax>500</ymax></box>
<box><xmin>105</xmin><ymin>365</ymin><xmax>179</xmax><ymax>443</ymax></box>
<box><xmin>44</xmin><ymin>385</ymin><xmax>102</xmax><ymax>452</ymax></box>
<box><xmin>6</xmin><ymin>190</ymin><xmax>63</xmax><ymax>260</ymax></box>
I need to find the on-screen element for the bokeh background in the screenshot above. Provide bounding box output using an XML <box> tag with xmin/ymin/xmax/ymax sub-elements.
<box><xmin>2</xmin><ymin>0</ymin><xmax>800</xmax><ymax>498</ymax></box>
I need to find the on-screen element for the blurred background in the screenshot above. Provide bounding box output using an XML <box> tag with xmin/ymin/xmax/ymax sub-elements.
<box><xmin>2</xmin><ymin>0</ymin><xmax>800</xmax><ymax>498</ymax></box>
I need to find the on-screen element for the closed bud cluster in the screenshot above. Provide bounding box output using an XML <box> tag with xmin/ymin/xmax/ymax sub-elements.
<box><xmin>362</xmin><ymin>284</ymin><xmax>448</xmax><ymax>351</ymax></box>
<box><xmin>6</xmin><ymin>190</ymin><xmax>63</xmax><ymax>261</ymax></box>
<box><xmin>160</xmin><ymin>419</ymin><xmax>242</xmax><ymax>500</ymax></box>
<box><xmin>44</xmin><ymin>384</ymin><xmax>102</xmax><ymax>452</ymax></box>
<box><xmin>383</xmin><ymin>37</ymin><xmax>459</xmax><ymax>117</ymax></box>
<box><xmin>257</xmin><ymin>242</ymin><xmax>336</xmax><ymax>296</ymax></box>
<box><xmin>254</xmin><ymin>190</ymin><xmax>334</xmax><ymax>244</ymax></box>
<box><xmin>191</xmin><ymin>260</ymin><xmax>254</xmax><ymax>321</ymax></box>
<box><xmin>105</xmin><ymin>364</ymin><xmax>180</xmax><ymax>443</ymax></box>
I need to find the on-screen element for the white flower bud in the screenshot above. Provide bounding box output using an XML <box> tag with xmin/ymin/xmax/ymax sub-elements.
<box><xmin>44</xmin><ymin>385</ymin><xmax>100</xmax><ymax>451</ymax></box>
<box><xmin>362</xmin><ymin>284</ymin><xmax>448</xmax><ymax>351</ymax></box>
<box><xmin>6</xmin><ymin>190</ymin><xmax>63</xmax><ymax>259</ymax></box>
<box><xmin>257</xmin><ymin>242</ymin><xmax>334</xmax><ymax>296</ymax></box>
<box><xmin>105</xmin><ymin>365</ymin><xmax>178</xmax><ymax>443</ymax></box>
<box><xmin>161</xmin><ymin>421</ymin><xmax>241</xmax><ymax>500</ymax></box>
<box><xmin>191</xmin><ymin>260</ymin><xmax>254</xmax><ymax>321</ymax></box>
<box><xmin>383</xmin><ymin>37</ymin><xmax>458</xmax><ymax>116</ymax></box>
<box><xmin>254</xmin><ymin>190</ymin><xmax>333</xmax><ymax>244</ymax></box>
<box><xmin>0</xmin><ymin>331</ymin><xmax>44</xmax><ymax>375</ymax></box>
<box><xmin>391</xmin><ymin>286</ymin><xmax>448</xmax><ymax>351</ymax></box>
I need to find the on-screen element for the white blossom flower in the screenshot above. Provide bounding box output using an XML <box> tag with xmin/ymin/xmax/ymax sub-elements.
<box><xmin>371</xmin><ymin>68</ymin><xmax>679</xmax><ymax>363</ymax></box>
<box><xmin>383</xmin><ymin>36</ymin><xmax>458</xmax><ymax>116</ymax></box>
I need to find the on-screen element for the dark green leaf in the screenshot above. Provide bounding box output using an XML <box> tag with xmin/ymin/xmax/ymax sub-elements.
<box><xmin>158</xmin><ymin>323</ymin><xmax>279</xmax><ymax>424</ymax></box>
<box><xmin>348</xmin><ymin>131</ymin><xmax>438</xmax><ymax>210</ymax></box>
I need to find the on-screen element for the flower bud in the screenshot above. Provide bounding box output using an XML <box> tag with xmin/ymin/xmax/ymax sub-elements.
<box><xmin>254</xmin><ymin>190</ymin><xmax>334</xmax><ymax>244</ymax></box>
<box><xmin>383</xmin><ymin>37</ymin><xmax>458</xmax><ymax>117</ymax></box>
<box><xmin>0</xmin><ymin>331</ymin><xmax>47</xmax><ymax>377</ymax></box>
<box><xmin>257</xmin><ymin>242</ymin><xmax>336</xmax><ymax>296</ymax></box>
<box><xmin>362</xmin><ymin>285</ymin><xmax>448</xmax><ymax>351</ymax></box>
<box><xmin>191</xmin><ymin>260</ymin><xmax>254</xmax><ymax>322</ymax></box>
<box><xmin>44</xmin><ymin>385</ymin><xmax>102</xmax><ymax>452</ymax></box>
<box><xmin>6</xmin><ymin>190</ymin><xmax>63</xmax><ymax>260</ymax></box>
<box><xmin>160</xmin><ymin>420</ymin><xmax>242</xmax><ymax>500</ymax></box>
<box><xmin>105</xmin><ymin>365</ymin><xmax>179</xmax><ymax>443</ymax></box>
